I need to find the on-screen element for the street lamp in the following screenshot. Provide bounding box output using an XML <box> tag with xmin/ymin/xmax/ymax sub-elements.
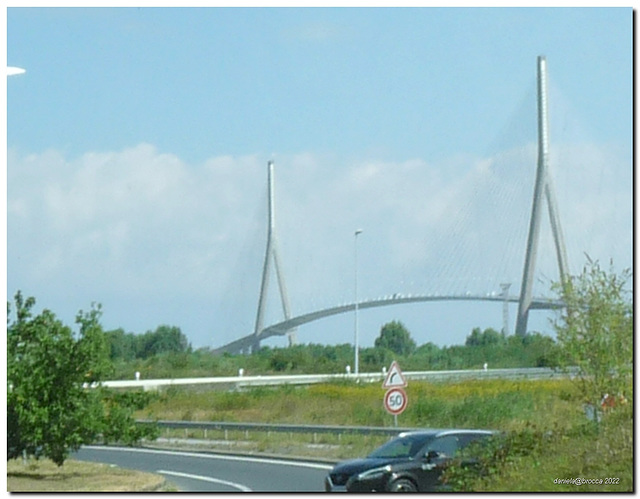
<box><xmin>354</xmin><ymin>229</ymin><xmax>363</xmax><ymax>377</ymax></box>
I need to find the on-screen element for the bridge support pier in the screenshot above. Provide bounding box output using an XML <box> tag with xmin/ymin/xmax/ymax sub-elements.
<box><xmin>516</xmin><ymin>56</ymin><xmax>569</xmax><ymax>337</ymax></box>
<box><xmin>251</xmin><ymin>161</ymin><xmax>297</xmax><ymax>353</ymax></box>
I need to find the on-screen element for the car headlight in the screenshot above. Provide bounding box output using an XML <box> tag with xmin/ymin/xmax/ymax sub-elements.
<box><xmin>357</xmin><ymin>465</ymin><xmax>392</xmax><ymax>481</ymax></box>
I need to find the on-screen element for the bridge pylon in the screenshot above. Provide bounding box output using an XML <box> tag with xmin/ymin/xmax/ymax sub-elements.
<box><xmin>250</xmin><ymin>160</ymin><xmax>297</xmax><ymax>353</ymax></box>
<box><xmin>515</xmin><ymin>56</ymin><xmax>570</xmax><ymax>337</ymax></box>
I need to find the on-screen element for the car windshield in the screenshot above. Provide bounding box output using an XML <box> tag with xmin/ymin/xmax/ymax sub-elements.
<box><xmin>367</xmin><ymin>434</ymin><xmax>433</xmax><ymax>459</ymax></box>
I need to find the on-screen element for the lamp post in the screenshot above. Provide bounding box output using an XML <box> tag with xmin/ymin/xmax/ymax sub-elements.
<box><xmin>354</xmin><ymin>229</ymin><xmax>363</xmax><ymax>377</ymax></box>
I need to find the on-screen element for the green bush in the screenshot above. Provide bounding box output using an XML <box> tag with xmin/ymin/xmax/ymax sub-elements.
<box><xmin>441</xmin><ymin>404</ymin><xmax>633</xmax><ymax>492</ymax></box>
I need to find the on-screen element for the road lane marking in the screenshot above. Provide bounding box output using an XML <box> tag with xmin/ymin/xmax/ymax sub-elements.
<box><xmin>157</xmin><ymin>470</ymin><xmax>252</xmax><ymax>491</ymax></box>
<box><xmin>81</xmin><ymin>445</ymin><xmax>333</xmax><ymax>470</ymax></box>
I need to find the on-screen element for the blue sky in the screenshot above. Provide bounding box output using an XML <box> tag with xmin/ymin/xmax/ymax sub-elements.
<box><xmin>7</xmin><ymin>8</ymin><xmax>631</xmax><ymax>162</ymax></box>
<box><xmin>5</xmin><ymin>6</ymin><xmax>633</xmax><ymax>355</ymax></box>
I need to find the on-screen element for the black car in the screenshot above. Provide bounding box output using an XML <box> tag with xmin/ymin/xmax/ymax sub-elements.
<box><xmin>325</xmin><ymin>429</ymin><xmax>494</xmax><ymax>492</ymax></box>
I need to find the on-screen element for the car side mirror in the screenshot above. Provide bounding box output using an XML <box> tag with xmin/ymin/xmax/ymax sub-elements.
<box><xmin>425</xmin><ymin>450</ymin><xmax>441</xmax><ymax>462</ymax></box>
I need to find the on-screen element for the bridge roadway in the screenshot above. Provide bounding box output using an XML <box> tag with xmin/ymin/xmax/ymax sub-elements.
<box><xmin>213</xmin><ymin>293</ymin><xmax>564</xmax><ymax>355</ymax></box>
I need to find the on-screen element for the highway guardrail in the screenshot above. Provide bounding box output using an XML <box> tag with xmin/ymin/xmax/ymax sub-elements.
<box><xmin>140</xmin><ymin>419</ymin><xmax>415</xmax><ymax>437</ymax></box>
<box><xmin>103</xmin><ymin>367</ymin><xmax>573</xmax><ymax>391</ymax></box>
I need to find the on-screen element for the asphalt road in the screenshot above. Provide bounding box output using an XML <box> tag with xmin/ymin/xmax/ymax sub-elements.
<box><xmin>73</xmin><ymin>446</ymin><xmax>333</xmax><ymax>492</ymax></box>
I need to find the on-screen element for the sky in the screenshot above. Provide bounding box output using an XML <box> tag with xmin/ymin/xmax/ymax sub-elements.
<box><xmin>4</xmin><ymin>6</ymin><xmax>634</xmax><ymax>356</ymax></box>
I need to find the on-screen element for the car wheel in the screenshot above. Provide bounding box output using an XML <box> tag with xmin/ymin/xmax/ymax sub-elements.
<box><xmin>388</xmin><ymin>478</ymin><xmax>418</xmax><ymax>492</ymax></box>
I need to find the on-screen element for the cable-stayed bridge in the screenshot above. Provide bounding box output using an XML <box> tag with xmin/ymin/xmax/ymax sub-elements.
<box><xmin>213</xmin><ymin>56</ymin><xmax>571</xmax><ymax>356</ymax></box>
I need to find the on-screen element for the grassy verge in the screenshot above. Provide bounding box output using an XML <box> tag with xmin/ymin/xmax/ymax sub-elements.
<box><xmin>140</xmin><ymin>378</ymin><xmax>581</xmax><ymax>462</ymax></box>
<box><xmin>137</xmin><ymin>378</ymin><xmax>633</xmax><ymax>492</ymax></box>
<box><xmin>140</xmin><ymin>378</ymin><xmax>580</xmax><ymax>430</ymax></box>
<box><xmin>6</xmin><ymin>458</ymin><xmax>174</xmax><ymax>492</ymax></box>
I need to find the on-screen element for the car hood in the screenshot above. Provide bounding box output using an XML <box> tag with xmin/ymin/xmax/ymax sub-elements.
<box><xmin>331</xmin><ymin>457</ymin><xmax>405</xmax><ymax>476</ymax></box>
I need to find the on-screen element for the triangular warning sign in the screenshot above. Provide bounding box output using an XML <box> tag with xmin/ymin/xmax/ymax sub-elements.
<box><xmin>382</xmin><ymin>360</ymin><xmax>407</xmax><ymax>388</ymax></box>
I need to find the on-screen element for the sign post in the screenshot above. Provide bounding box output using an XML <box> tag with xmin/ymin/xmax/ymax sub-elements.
<box><xmin>382</xmin><ymin>361</ymin><xmax>408</xmax><ymax>426</ymax></box>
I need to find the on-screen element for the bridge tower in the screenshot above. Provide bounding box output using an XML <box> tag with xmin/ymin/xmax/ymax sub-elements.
<box><xmin>250</xmin><ymin>161</ymin><xmax>297</xmax><ymax>353</ymax></box>
<box><xmin>515</xmin><ymin>56</ymin><xmax>570</xmax><ymax>337</ymax></box>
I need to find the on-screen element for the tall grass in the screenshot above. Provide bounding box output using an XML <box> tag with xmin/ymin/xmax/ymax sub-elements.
<box><xmin>141</xmin><ymin>378</ymin><xmax>579</xmax><ymax>429</ymax></box>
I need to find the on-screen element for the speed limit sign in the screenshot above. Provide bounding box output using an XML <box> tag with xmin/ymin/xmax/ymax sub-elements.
<box><xmin>384</xmin><ymin>387</ymin><xmax>408</xmax><ymax>415</ymax></box>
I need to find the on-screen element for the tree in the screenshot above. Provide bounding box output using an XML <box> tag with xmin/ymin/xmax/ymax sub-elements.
<box><xmin>105</xmin><ymin>328</ymin><xmax>137</xmax><ymax>361</ymax></box>
<box><xmin>106</xmin><ymin>325</ymin><xmax>191</xmax><ymax>361</ymax></box>
<box><xmin>552</xmin><ymin>258</ymin><xmax>633</xmax><ymax>408</ymax></box>
<box><xmin>465</xmin><ymin>327</ymin><xmax>504</xmax><ymax>347</ymax></box>
<box><xmin>7</xmin><ymin>292</ymin><xmax>157</xmax><ymax>465</ymax></box>
<box><xmin>360</xmin><ymin>346</ymin><xmax>394</xmax><ymax>370</ymax></box>
<box><xmin>412</xmin><ymin>342</ymin><xmax>445</xmax><ymax>369</ymax></box>
<box><xmin>374</xmin><ymin>321</ymin><xmax>416</xmax><ymax>356</ymax></box>
<box><xmin>143</xmin><ymin>325</ymin><xmax>190</xmax><ymax>357</ymax></box>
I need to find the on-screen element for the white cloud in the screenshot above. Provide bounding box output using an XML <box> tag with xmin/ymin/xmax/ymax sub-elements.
<box><xmin>7</xmin><ymin>141</ymin><xmax>631</xmax><ymax>348</ymax></box>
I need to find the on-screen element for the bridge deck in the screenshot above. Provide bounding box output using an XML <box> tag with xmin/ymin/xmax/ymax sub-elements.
<box><xmin>213</xmin><ymin>293</ymin><xmax>563</xmax><ymax>355</ymax></box>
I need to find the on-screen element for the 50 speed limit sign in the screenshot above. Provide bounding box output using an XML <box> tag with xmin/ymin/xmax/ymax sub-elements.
<box><xmin>384</xmin><ymin>387</ymin><xmax>408</xmax><ymax>416</ymax></box>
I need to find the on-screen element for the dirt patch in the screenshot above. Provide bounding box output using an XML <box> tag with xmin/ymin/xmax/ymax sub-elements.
<box><xmin>7</xmin><ymin>458</ymin><xmax>172</xmax><ymax>492</ymax></box>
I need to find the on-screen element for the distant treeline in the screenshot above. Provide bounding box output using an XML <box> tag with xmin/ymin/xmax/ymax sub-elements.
<box><xmin>107</xmin><ymin>322</ymin><xmax>561</xmax><ymax>380</ymax></box>
<box><xmin>106</xmin><ymin>325</ymin><xmax>191</xmax><ymax>361</ymax></box>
